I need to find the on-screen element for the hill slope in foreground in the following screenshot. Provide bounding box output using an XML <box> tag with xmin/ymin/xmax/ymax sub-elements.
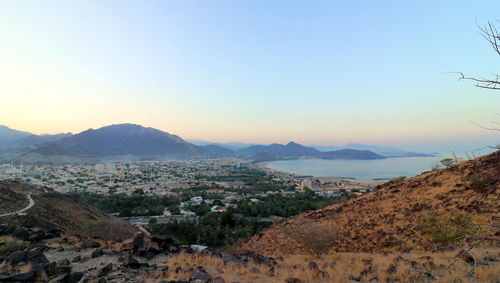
<box><xmin>242</xmin><ymin>151</ymin><xmax>499</xmax><ymax>256</ymax></box>
<box><xmin>0</xmin><ymin>181</ymin><xmax>136</xmax><ymax>240</ymax></box>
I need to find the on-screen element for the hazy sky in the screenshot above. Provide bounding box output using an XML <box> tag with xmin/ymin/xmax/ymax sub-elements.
<box><xmin>1</xmin><ymin>1</ymin><xmax>499</xmax><ymax>151</ymax></box>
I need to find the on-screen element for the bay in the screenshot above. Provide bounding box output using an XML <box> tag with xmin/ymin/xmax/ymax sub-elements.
<box><xmin>265</xmin><ymin>157</ymin><xmax>444</xmax><ymax>180</ymax></box>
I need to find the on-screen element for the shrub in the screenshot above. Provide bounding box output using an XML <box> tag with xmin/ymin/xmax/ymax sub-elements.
<box><xmin>0</xmin><ymin>237</ymin><xmax>27</xmax><ymax>256</ymax></box>
<box><xmin>418</xmin><ymin>213</ymin><xmax>476</xmax><ymax>243</ymax></box>
<box><xmin>440</xmin><ymin>158</ymin><xmax>456</xmax><ymax>168</ymax></box>
<box><xmin>282</xmin><ymin>219</ymin><xmax>337</xmax><ymax>258</ymax></box>
<box><xmin>466</xmin><ymin>175</ymin><xmax>487</xmax><ymax>192</ymax></box>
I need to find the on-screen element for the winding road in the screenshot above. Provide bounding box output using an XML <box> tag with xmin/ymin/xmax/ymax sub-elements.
<box><xmin>0</xmin><ymin>193</ymin><xmax>35</xmax><ymax>217</ymax></box>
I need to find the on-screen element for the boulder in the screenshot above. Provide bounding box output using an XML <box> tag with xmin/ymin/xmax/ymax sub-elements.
<box><xmin>26</xmin><ymin>247</ymin><xmax>49</xmax><ymax>265</ymax></box>
<box><xmin>9</xmin><ymin>272</ymin><xmax>35</xmax><ymax>282</ymax></box>
<box><xmin>123</xmin><ymin>256</ymin><xmax>141</xmax><ymax>269</ymax></box>
<box><xmin>99</xmin><ymin>263</ymin><xmax>113</xmax><ymax>276</ymax></box>
<box><xmin>121</xmin><ymin>232</ymin><xmax>144</xmax><ymax>252</ymax></box>
<box><xmin>189</xmin><ymin>267</ymin><xmax>212</xmax><ymax>283</ymax></box>
<box><xmin>12</xmin><ymin>227</ymin><xmax>30</xmax><ymax>241</ymax></box>
<box><xmin>52</xmin><ymin>272</ymin><xmax>84</xmax><ymax>283</ymax></box>
<box><xmin>7</xmin><ymin>251</ymin><xmax>26</xmax><ymax>265</ymax></box>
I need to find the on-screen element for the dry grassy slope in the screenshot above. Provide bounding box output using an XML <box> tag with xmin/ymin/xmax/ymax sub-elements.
<box><xmin>0</xmin><ymin>182</ymin><xmax>28</xmax><ymax>214</ymax></box>
<box><xmin>0</xmin><ymin>181</ymin><xmax>136</xmax><ymax>240</ymax></box>
<box><xmin>242</xmin><ymin>151</ymin><xmax>500</xmax><ymax>256</ymax></box>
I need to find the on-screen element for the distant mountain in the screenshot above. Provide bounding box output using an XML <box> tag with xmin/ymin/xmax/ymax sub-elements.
<box><xmin>33</xmin><ymin>124</ymin><xmax>203</xmax><ymax>158</ymax></box>
<box><xmin>0</xmin><ymin>125</ymin><xmax>31</xmax><ymax>149</ymax></box>
<box><xmin>7</xmin><ymin>133</ymin><xmax>73</xmax><ymax>149</ymax></box>
<box><xmin>189</xmin><ymin>140</ymin><xmax>257</xmax><ymax>150</ymax></box>
<box><xmin>320</xmin><ymin>149</ymin><xmax>385</xmax><ymax>160</ymax></box>
<box><xmin>250</xmin><ymin>151</ymin><xmax>278</xmax><ymax>162</ymax></box>
<box><xmin>240</xmin><ymin>142</ymin><xmax>322</xmax><ymax>158</ymax></box>
<box><xmin>311</xmin><ymin>143</ymin><xmax>434</xmax><ymax>157</ymax></box>
<box><xmin>200</xmin><ymin>144</ymin><xmax>236</xmax><ymax>157</ymax></box>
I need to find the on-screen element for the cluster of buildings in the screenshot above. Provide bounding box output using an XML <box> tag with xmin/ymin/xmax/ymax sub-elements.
<box><xmin>0</xmin><ymin>159</ymin><xmax>247</xmax><ymax>195</ymax></box>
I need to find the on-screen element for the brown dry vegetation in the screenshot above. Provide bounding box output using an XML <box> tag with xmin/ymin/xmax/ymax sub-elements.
<box><xmin>0</xmin><ymin>181</ymin><xmax>137</xmax><ymax>240</ymax></box>
<box><xmin>241</xmin><ymin>151</ymin><xmax>499</xmax><ymax>256</ymax></box>
<box><xmin>0</xmin><ymin>182</ymin><xmax>29</xmax><ymax>214</ymax></box>
<box><xmin>143</xmin><ymin>248</ymin><xmax>499</xmax><ymax>283</ymax></box>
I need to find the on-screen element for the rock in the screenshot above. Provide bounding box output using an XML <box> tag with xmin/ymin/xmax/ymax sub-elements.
<box><xmin>10</xmin><ymin>272</ymin><xmax>35</xmax><ymax>282</ymax></box>
<box><xmin>166</xmin><ymin>245</ymin><xmax>180</xmax><ymax>254</ymax></box>
<box><xmin>202</xmin><ymin>248</ymin><xmax>222</xmax><ymax>258</ymax></box>
<box><xmin>213</xmin><ymin>276</ymin><xmax>225</xmax><ymax>283</ymax></box>
<box><xmin>144</xmin><ymin>252</ymin><xmax>156</xmax><ymax>259</ymax></box>
<box><xmin>28</xmin><ymin>230</ymin><xmax>47</xmax><ymax>242</ymax></box>
<box><xmin>91</xmin><ymin>248</ymin><xmax>103</xmax><ymax>258</ymax></box>
<box><xmin>150</xmin><ymin>235</ymin><xmax>175</xmax><ymax>250</ymax></box>
<box><xmin>58</xmin><ymin>259</ymin><xmax>71</xmax><ymax>266</ymax></box>
<box><xmin>222</xmin><ymin>254</ymin><xmax>248</xmax><ymax>266</ymax></box>
<box><xmin>99</xmin><ymin>263</ymin><xmax>113</xmax><ymax>275</ymax></box>
<box><xmin>56</xmin><ymin>265</ymin><xmax>72</xmax><ymax>275</ymax></box>
<box><xmin>12</xmin><ymin>227</ymin><xmax>30</xmax><ymax>241</ymax></box>
<box><xmin>284</xmin><ymin>278</ymin><xmax>304</xmax><ymax>283</ymax></box>
<box><xmin>26</xmin><ymin>247</ymin><xmax>49</xmax><ymax>265</ymax></box>
<box><xmin>45</xmin><ymin>261</ymin><xmax>57</xmax><ymax>276</ymax></box>
<box><xmin>53</xmin><ymin>272</ymin><xmax>84</xmax><ymax>283</ymax></box>
<box><xmin>0</xmin><ymin>273</ymin><xmax>10</xmax><ymax>280</ymax></box>
<box><xmin>189</xmin><ymin>267</ymin><xmax>212</xmax><ymax>283</ymax></box>
<box><xmin>81</xmin><ymin>239</ymin><xmax>101</xmax><ymax>249</ymax></box>
<box><xmin>123</xmin><ymin>256</ymin><xmax>141</xmax><ymax>269</ymax></box>
<box><xmin>147</xmin><ymin>242</ymin><xmax>161</xmax><ymax>255</ymax></box>
<box><xmin>121</xmin><ymin>232</ymin><xmax>144</xmax><ymax>252</ymax></box>
<box><xmin>386</xmin><ymin>264</ymin><xmax>397</xmax><ymax>274</ymax></box>
<box><xmin>7</xmin><ymin>250</ymin><xmax>26</xmax><ymax>265</ymax></box>
<box><xmin>242</xmin><ymin>251</ymin><xmax>275</xmax><ymax>267</ymax></box>
<box><xmin>72</xmin><ymin>255</ymin><xmax>81</xmax><ymax>263</ymax></box>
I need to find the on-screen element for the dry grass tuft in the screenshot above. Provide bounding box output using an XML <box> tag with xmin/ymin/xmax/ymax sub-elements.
<box><xmin>142</xmin><ymin>248</ymin><xmax>499</xmax><ymax>283</ymax></box>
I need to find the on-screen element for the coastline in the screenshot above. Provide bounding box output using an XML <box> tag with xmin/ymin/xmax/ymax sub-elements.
<box><xmin>252</xmin><ymin>160</ymin><xmax>392</xmax><ymax>187</ymax></box>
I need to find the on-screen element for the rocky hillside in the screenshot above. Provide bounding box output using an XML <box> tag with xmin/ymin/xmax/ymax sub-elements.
<box><xmin>0</xmin><ymin>181</ymin><xmax>136</xmax><ymax>240</ymax></box>
<box><xmin>242</xmin><ymin>151</ymin><xmax>499</xmax><ymax>256</ymax></box>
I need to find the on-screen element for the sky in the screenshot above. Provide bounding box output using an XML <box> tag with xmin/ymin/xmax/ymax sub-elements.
<box><xmin>0</xmin><ymin>0</ymin><xmax>499</xmax><ymax>153</ymax></box>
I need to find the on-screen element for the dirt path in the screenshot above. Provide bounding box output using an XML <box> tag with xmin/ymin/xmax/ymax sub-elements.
<box><xmin>0</xmin><ymin>193</ymin><xmax>35</xmax><ymax>217</ymax></box>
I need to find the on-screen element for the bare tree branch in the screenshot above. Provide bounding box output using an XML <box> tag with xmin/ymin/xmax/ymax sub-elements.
<box><xmin>477</xmin><ymin>20</ymin><xmax>500</xmax><ymax>55</ymax></box>
<box><xmin>471</xmin><ymin>121</ymin><xmax>500</xmax><ymax>131</ymax></box>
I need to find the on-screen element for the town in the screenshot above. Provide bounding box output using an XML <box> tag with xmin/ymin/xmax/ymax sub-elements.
<box><xmin>0</xmin><ymin>159</ymin><xmax>385</xmax><ymax>247</ymax></box>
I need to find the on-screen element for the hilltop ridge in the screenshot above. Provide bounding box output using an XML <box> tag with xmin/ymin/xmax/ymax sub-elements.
<box><xmin>242</xmin><ymin>151</ymin><xmax>499</xmax><ymax>255</ymax></box>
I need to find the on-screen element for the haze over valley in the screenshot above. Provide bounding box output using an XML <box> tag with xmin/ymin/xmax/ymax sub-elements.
<box><xmin>0</xmin><ymin>1</ymin><xmax>498</xmax><ymax>282</ymax></box>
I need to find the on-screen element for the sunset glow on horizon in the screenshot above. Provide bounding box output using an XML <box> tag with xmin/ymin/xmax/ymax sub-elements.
<box><xmin>1</xmin><ymin>1</ymin><xmax>499</xmax><ymax>152</ymax></box>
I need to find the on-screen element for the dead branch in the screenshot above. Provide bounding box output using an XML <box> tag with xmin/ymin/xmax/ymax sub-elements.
<box><xmin>478</xmin><ymin>20</ymin><xmax>500</xmax><ymax>55</ymax></box>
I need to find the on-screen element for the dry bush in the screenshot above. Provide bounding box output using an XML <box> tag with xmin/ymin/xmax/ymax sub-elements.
<box><xmin>0</xmin><ymin>236</ymin><xmax>27</xmax><ymax>256</ymax></box>
<box><xmin>417</xmin><ymin>213</ymin><xmax>476</xmax><ymax>244</ymax></box>
<box><xmin>281</xmin><ymin>219</ymin><xmax>337</xmax><ymax>258</ymax></box>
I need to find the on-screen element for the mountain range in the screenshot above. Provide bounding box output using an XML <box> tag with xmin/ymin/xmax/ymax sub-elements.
<box><xmin>191</xmin><ymin>140</ymin><xmax>434</xmax><ymax>157</ymax></box>
<box><xmin>0</xmin><ymin>124</ymin><xmax>432</xmax><ymax>163</ymax></box>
